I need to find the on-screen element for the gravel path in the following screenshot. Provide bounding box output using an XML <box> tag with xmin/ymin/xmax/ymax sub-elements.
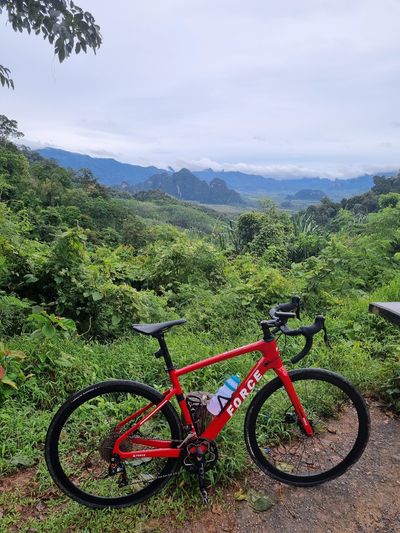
<box><xmin>172</xmin><ymin>402</ymin><xmax>400</xmax><ymax>533</ymax></box>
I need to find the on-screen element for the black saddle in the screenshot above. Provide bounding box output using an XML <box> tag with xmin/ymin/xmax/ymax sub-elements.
<box><xmin>132</xmin><ymin>318</ymin><xmax>186</xmax><ymax>337</ymax></box>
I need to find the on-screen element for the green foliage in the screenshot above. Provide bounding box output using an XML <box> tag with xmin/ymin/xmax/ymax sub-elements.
<box><xmin>0</xmin><ymin>341</ymin><xmax>26</xmax><ymax>399</ymax></box>
<box><xmin>121</xmin><ymin>215</ymin><xmax>147</xmax><ymax>248</ymax></box>
<box><xmin>289</xmin><ymin>212</ymin><xmax>322</xmax><ymax>262</ymax></box>
<box><xmin>378</xmin><ymin>192</ymin><xmax>400</xmax><ymax>209</ymax></box>
<box><xmin>0</xmin><ymin>294</ymin><xmax>31</xmax><ymax>336</ymax></box>
<box><xmin>313</xmin><ymin>172</ymin><xmax>400</xmax><ymax>221</ymax></box>
<box><xmin>91</xmin><ymin>282</ymin><xmax>169</xmax><ymax>338</ymax></box>
<box><xmin>141</xmin><ymin>236</ymin><xmax>226</xmax><ymax>292</ymax></box>
<box><xmin>227</xmin><ymin>254</ymin><xmax>293</xmax><ymax>313</ymax></box>
<box><xmin>0</xmin><ymin>65</ymin><xmax>13</xmax><ymax>89</ymax></box>
<box><xmin>0</xmin><ymin>143</ymin><xmax>31</xmax><ymax>200</ymax></box>
<box><xmin>236</xmin><ymin>208</ymin><xmax>292</xmax><ymax>263</ymax></box>
<box><xmin>305</xmin><ymin>197</ymin><xmax>341</xmax><ymax>227</ymax></box>
<box><xmin>27</xmin><ymin>310</ymin><xmax>77</xmax><ymax>340</ymax></box>
<box><xmin>0</xmin><ymin>0</ymin><xmax>101</xmax><ymax>88</ymax></box>
<box><xmin>0</xmin><ymin>115</ymin><xmax>23</xmax><ymax>140</ymax></box>
<box><xmin>372</xmin><ymin>172</ymin><xmax>400</xmax><ymax>195</ymax></box>
<box><xmin>380</xmin><ymin>357</ymin><xmax>400</xmax><ymax>412</ymax></box>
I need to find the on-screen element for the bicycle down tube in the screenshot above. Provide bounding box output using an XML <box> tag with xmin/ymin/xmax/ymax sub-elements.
<box><xmin>112</xmin><ymin>337</ymin><xmax>314</xmax><ymax>460</ymax></box>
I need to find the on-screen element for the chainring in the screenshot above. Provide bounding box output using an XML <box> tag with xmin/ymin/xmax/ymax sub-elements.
<box><xmin>182</xmin><ymin>438</ymin><xmax>219</xmax><ymax>473</ymax></box>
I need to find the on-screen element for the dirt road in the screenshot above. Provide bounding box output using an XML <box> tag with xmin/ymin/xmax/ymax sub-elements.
<box><xmin>173</xmin><ymin>402</ymin><xmax>400</xmax><ymax>533</ymax></box>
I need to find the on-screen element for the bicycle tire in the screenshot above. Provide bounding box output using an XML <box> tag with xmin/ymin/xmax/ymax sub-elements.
<box><xmin>244</xmin><ymin>368</ymin><xmax>370</xmax><ymax>486</ymax></box>
<box><xmin>45</xmin><ymin>380</ymin><xmax>183</xmax><ymax>508</ymax></box>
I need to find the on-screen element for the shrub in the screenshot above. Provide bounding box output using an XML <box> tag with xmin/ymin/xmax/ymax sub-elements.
<box><xmin>0</xmin><ymin>294</ymin><xmax>31</xmax><ymax>336</ymax></box>
<box><xmin>91</xmin><ymin>283</ymin><xmax>171</xmax><ymax>339</ymax></box>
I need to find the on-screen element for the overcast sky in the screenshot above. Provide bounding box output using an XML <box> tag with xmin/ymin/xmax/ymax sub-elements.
<box><xmin>1</xmin><ymin>0</ymin><xmax>400</xmax><ymax>178</ymax></box>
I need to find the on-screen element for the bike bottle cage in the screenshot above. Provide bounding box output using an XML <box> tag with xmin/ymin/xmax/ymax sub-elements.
<box><xmin>217</xmin><ymin>395</ymin><xmax>231</xmax><ymax>411</ymax></box>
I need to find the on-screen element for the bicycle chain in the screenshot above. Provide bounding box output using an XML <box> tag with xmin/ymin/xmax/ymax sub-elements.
<box><xmin>99</xmin><ymin>432</ymin><xmax>187</xmax><ymax>486</ymax></box>
<box><xmin>103</xmin><ymin>433</ymin><xmax>217</xmax><ymax>487</ymax></box>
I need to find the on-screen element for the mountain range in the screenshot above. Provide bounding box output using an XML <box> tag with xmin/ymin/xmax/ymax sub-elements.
<box><xmin>126</xmin><ymin>169</ymin><xmax>244</xmax><ymax>205</ymax></box>
<box><xmin>37</xmin><ymin>147</ymin><xmax>397</xmax><ymax>202</ymax></box>
<box><xmin>37</xmin><ymin>147</ymin><xmax>161</xmax><ymax>186</ymax></box>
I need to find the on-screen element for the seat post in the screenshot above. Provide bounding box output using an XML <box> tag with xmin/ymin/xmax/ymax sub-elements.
<box><xmin>156</xmin><ymin>334</ymin><xmax>175</xmax><ymax>371</ymax></box>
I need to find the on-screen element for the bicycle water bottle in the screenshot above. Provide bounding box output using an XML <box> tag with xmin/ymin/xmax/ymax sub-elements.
<box><xmin>207</xmin><ymin>375</ymin><xmax>240</xmax><ymax>415</ymax></box>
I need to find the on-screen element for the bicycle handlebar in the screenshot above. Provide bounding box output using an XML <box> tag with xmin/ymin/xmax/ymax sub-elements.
<box><xmin>264</xmin><ymin>296</ymin><xmax>330</xmax><ymax>364</ymax></box>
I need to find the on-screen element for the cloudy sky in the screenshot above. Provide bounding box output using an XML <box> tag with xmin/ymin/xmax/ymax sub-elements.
<box><xmin>1</xmin><ymin>0</ymin><xmax>400</xmax><ymax>178</ymax></box>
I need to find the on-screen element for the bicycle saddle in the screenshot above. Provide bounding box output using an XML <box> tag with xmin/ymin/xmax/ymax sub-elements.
<box><xmin>132</xmin><ymin>318</ymin><xmax>186</xmax><ymax>337</ymax></box>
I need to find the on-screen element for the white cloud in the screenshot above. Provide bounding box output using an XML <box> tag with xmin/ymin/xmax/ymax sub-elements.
<box><xmin>2</xmin><ymin>0</ymin><xmax>400</xmax><ymax>177</ymax></box>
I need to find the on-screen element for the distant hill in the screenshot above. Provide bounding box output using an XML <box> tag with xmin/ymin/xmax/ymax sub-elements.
<box><xmin>37</xmin><ymin>148</ymin><xmax>164</xmax><ymax>186</ymax></box>
<box><xmin>193</xmin><ymin>169</ymin><xmax>381</xmax><ymax>199</ymax></box>
<box><xmin>36</xmin><ymin>147</ymin><xmax>397</xmax><ymax>201</ymax></box>
<box><xmin>286</xmin><ymin>189</ymin><xmax>326</xmax><ymax>201</ymax></box>
<box><xmin>129</xmin><ymin>169</ymin><xmax>245</xmax><ymax>205</ymax></box>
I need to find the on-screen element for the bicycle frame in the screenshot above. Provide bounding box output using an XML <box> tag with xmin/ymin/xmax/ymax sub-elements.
<box><xmin>112</xmin><ymin>338</ymin><xmax>313</xmax><ymax>460</ymax></box>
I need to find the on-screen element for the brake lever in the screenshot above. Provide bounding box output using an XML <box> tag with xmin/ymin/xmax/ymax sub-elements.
<box><xmin>291</xmin><ymin>295</ymin><xmax>301</xmax><ymax>319</ymax></box>
<box><xmin>323</xmin><ymin>324</ymin><xmax>331</xmax><ymax>348</ymax></box>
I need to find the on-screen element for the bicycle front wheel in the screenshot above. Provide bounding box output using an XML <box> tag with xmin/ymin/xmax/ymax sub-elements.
<box><xmin>245</xmin><ymin>368</ymin><xmax>369</xmax><ymax>486</ymax></box>
<box><xmin>45</xmin><ymin>380</ymin><xmax>183</xmax><ymax>508</ymax></box>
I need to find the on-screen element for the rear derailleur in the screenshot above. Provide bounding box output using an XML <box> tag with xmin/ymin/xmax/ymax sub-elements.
<box><xmin>182</xmin><ymin>438</ymin><xmax>218</xmax><ymax>505</ymax></box>
<box><xmin>108</xmin><ymin>454</ymin><xmax>128</xmax><ymax>487</ymax></box>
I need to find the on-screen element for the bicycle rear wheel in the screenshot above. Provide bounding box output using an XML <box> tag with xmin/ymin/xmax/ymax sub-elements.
<box><xmin>244</xmin><ymin>368</ymin><xmax>369</xmax><ymax>486</ymax></box>
<box><xmin>45</xmin><ymin>380</ymin><xmax>183</xmax><ymax>508</ymax></box>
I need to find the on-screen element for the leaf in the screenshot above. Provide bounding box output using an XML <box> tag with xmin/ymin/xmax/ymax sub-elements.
<box><xmin>23</xmin><ymin>273</ymin><xmax>38</xmax><ymax>284</ymax></box>
<box><xmin>91</xmin><ymin>291</ymin><xmax>103</xmax><ymax>301</ymax></box>
<box><xmin>247</xmin><ymin>490</ymin><xmax>275</xmax><ymax>512</ymax></box>
<box><xmin>31</xmin><ymin>329</ymin><xmax>42</xmax><ymax>339</ymax></box>
<box><xmin>8</xmin><ymin>350</ymin><xmax>25</xmax><ymax>360</ymax></box>
<box><xmin>42</xmin><ymin>323</ymin><xmax>56</xmax><ymax>338</ymax></box>
<box><xmin>234</xmin><ymin>488</ymin><xmax>247</xmax><ymax>501</ymax></box>
<box><xmin>275</xmin><ymin>461</ymin><xmax>294</xmax><ymax>472</ymax></box>
<box><xmin>58</xmin><ymin>318</ymin><xmax>76</xmax><ymax>332</ymax></box>
<box><xmin>1</xmin><ymin>376</ymin><xmax>17</xmax><ymax>389</ymax></box>
<box><xmin>57</xmin><ymin>356</ymin><xmax>74</xmax><ymax>368</ymax></box>
<box><xmin>111</xmin><ymin>315</ymin><xmax>121</xmax><ymax>326</ymax></box>
<box><xmin>252</xmin><ymin>495</ymin><xmax>274</xmax><ymax>512</ymax></box>
<box><xmin>28</xmin><ymin>313</ymin><xmax>48</xmax><ymax>325</ymax></box>
<box><xmin>0</xmin><ymin>366</ymin><xmax>5</xmax><ymax>380</ymax></box>
<box><xmin>10</xmin><ymin>454</ymin><xmax>33</xmax><ymax>467</ymax></box>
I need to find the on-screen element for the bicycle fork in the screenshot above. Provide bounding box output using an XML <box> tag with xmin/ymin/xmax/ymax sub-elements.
<box><xmin>274</xmin><ymin>365</ymin><xmax>314</xmax><ymax>436</ymax></box>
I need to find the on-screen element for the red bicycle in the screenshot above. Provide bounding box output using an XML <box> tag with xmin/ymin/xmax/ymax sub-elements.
<box><xmin>45</xmin><ymin>297</ymin><xmax>370</xmax><ymax>508</ymax></box>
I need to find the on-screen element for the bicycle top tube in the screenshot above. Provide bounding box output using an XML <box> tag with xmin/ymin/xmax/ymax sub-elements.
<box><xmin>175</xmin><ymin>338</ymin><xmax>281</xmax><ymax>377</ymax></box>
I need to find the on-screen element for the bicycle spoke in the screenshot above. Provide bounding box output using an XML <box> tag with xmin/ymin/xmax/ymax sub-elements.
<box><xmin>252</xmin><ymin>373</ymin><xmax>363</xmax><ymax>479</ymax></box>
<box><xmin>55</xmin><ymin>389</ymin><xmax>177</xmax><ymax>499</ymax></box>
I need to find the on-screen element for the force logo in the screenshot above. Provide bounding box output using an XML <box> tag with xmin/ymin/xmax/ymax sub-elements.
<box><xmin>226</xmin><ymin>369</ymin><xmax>263</xmax><ymax>417</ymax></box>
